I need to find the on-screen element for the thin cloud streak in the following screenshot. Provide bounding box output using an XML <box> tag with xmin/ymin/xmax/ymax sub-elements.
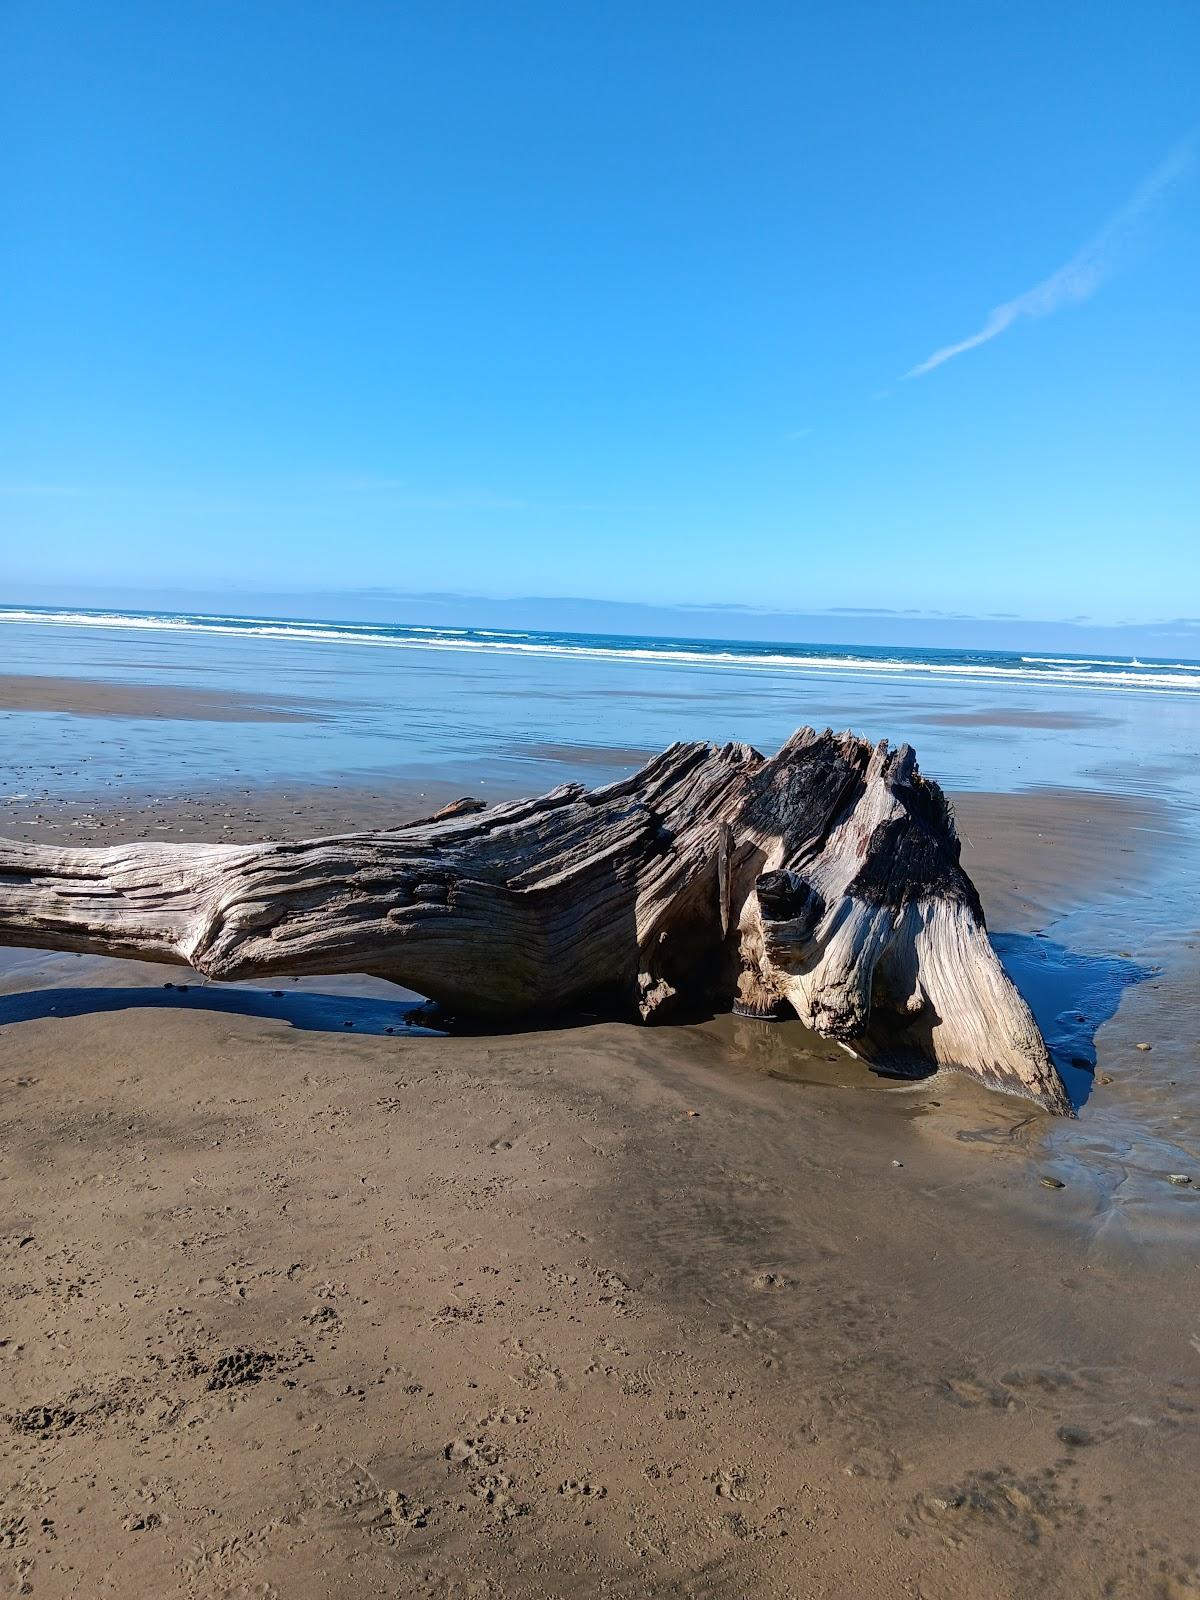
<box><xmin>905</xmin><ymin>134</ymin><xmax>1196</xmax><ymax>379</ymax></box>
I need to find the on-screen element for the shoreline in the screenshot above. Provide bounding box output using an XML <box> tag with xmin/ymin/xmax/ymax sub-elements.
<box><xmin>4</xmin><ymin>605</ymin><xmax>1200</xmax><ymax>694</ymax></box>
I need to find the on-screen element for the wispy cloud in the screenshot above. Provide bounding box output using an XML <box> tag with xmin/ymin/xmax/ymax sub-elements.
<box><xmin>905</xmin><ymin>134</ymin><xmax>1196</xmax><ymax>379</ymax></box>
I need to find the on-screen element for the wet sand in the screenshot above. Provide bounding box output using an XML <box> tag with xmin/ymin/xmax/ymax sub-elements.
<box><xmin>953</xmin><ymin>787</ymin><xmax>1181</xmax><ymax>933</ymax></box>
<box><xmin>910</xmin><ymin>707</ymin><xmax>1119</xmax><ymax>730</ymax></box>
<box><xmin>3</xmin><ymin>772</ymin><xmax>1199</xmax><ymax>1598</ymax></box>
<box><xmin>0</xmin><ymin>674</ymin><xmax>328</xmax><ymax>724</ymax></box>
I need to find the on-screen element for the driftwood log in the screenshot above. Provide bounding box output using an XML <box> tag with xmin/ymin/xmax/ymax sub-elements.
<box><xmin>0</xmin><ymin>728</ymin><xmax>1070</xmax><ymax>1112</ymax></box>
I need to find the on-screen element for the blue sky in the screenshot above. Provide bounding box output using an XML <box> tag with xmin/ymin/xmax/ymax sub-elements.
<box><xmin>2</xmin><ymin>1</ymin><xmax>1197</xmax><ymax>636</ymax></box>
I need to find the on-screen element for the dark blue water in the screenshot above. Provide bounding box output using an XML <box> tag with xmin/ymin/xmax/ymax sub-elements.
<box><xmin>4</xmin><ymin>603</ymin><xmax>1200</xmax><ymax>692</ymax></box>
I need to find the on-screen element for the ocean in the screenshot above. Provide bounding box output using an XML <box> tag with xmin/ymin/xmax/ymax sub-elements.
<box><xmin>3</xmin><ymin>603</ymin><xmax>1200</xmax><ymax>693</ymax></box>
<box><xmin>3</xmin><ymin>603</ymin><xmax>1200</xmax><ymax>807</ymax></box>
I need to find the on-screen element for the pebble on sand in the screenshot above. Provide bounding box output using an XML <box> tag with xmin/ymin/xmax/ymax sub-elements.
<box><xmin>1040</xmin><ymin>1176</ymin><xmax>1066</xmax><ymax>1189</ymax></box>
<box><xmin>1136</xmin><ymin>1042</ymin><xmax>1152</xmax><ymax>1052</ymax></box>
<box><xmin>1167</xmin><ymin>1174</ymin><xmax>1193</xmax><ymax>1187</ymax></box>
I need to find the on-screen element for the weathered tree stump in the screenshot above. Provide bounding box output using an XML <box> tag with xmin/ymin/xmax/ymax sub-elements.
<box><xmin>0</xmin><ymin>729</ymin><xmax>1070</xmax><ymax>1112</ymax></box>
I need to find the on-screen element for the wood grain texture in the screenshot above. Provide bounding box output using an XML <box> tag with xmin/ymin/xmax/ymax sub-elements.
<box><xmin>0</xmin><ymin>728</ymin><xmax>1071</xmax><ymax>1112</ymax></box>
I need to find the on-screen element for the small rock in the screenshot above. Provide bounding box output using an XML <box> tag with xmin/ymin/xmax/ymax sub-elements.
<box><xmin>685</xmin><ymin>1109</ymin><xmax>700</xmax><ymax>1118</ymax></box>
<box><xmin>1040</xmin><ymin>1176</ymin><xmax>1065</xmax><ymax>1190</ymax></box>
<box><xmin>1099</xmin><ymin>1074</ymin><xmax>1113</xmax><ymax>1085</ymax></box>
<box><xmin>891</xmin><ymin>1159</ymin><xmax>904</xmax><ymax>1168</ymax></box>
<box><xmin>1056</xmin><ymin>1425</ymin><xmax>1093</xmax><ymax>1448</ymax></box>
<box><xmin>1135</xmin><ymin>1042</ymin><xmax>1152</xmax><ymax>1052</ymax></box>
<box><xmin>1167</xmin><ymin>1173</ymin><xmax>1193</xmax><ymax>1187</ymax></box>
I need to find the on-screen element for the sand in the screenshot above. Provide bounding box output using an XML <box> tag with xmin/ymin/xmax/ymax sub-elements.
<box><xmin>0</xmin><ymin>675</ymin><xmax>328</xmax><ymax>724</ymax></box>
<box><xmin>953</xmin><ymin>787</ymin><xmax>1181</xmax><ymax>933</ymax></box>
<box><xmin>2</xmin><ymin>780</ymin><xmax>1199</xmax><ymax>1599</ymax></box>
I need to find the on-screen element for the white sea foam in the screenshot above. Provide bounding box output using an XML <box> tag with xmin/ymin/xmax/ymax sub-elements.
<box><xmin>2</xmin><ymin>608</ymin><xmax>1199</xmax><ymax>694</ymax></box>
<box><xmin>1021</xmin><ymin>655</ymin><xmax>1197</xmax><ymax>670</ymax></box>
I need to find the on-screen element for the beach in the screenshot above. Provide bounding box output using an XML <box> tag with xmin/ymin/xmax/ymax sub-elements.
<box><xmin>2</xmin><ymin>614</ymin><xmax>1199</xmax><ymax>1598</ymax></box>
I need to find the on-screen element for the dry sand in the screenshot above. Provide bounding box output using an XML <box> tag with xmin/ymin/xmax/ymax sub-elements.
<box><xmin>2</xmin><ymin>781</ymin><xmax>1198</xmax><ymax>1599</ymax></box>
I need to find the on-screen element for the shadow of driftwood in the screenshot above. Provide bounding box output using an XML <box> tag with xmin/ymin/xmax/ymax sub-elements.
<box><xmin>0</xmin><ymin>975</ymin><xmax>625</xmax><ymax>1040</ymax></box>
<box><xmin>990</xmin><ymin>932</ymin><xmax>1152</xmax><ymax>1111</ymax></box>
<box><xmin>0</xmin><ymin>982</ymin><xmax>447</xmax><ymax>1037</ymax></box>
<box><xmin>0</xmin><ymin>929</ymin><xmax>1150</xmax><ymax>1115</ymax></box>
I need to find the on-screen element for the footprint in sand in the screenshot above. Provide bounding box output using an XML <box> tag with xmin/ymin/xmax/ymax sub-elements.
<box><xmin>908</xmin><ymin>1465</ymin><xmax>1086</xmax><ymax>1549</ymax></box>
<box><xmin>710</xmin><ymin>1464</ymin><xmax>755</xmax><ymax>1501</ymax></box>
<box><xmin>378</xmin><ymin>1487</ymin><xmax>430</xmax><ymax>1537</ymax></box>
<box><xmin>749</xmin><ymin>1270</ymin><xmax>790</xmax><ymax>1291</ymax></box>
<box><xmin>942</xmin><ymin>1372</ymin><xmax>1017</xmax><ymax>1410</ymax></box>
<box><xmin>559</xmin><ymin>1477</ymin><xmax>607</xmax><ymax>1500</ymax></box>
<box><xmin>444</xmin><ymin>1437</ymin><xmax>501</xmax><ymax>1470</ymax></box>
